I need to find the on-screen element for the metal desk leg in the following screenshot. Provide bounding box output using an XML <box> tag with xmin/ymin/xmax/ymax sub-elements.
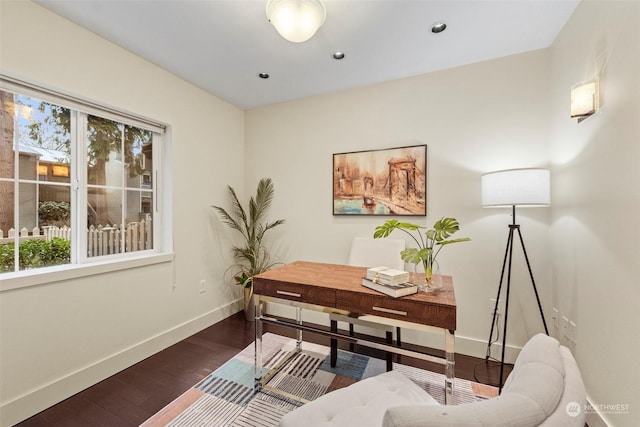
<box><xmin>295</xmin><ymin>306</ymin><xmax>303</xmax><ymax>351</ymax></box>
<box><xmin>254</xmin><ymin>296</ymin><xmax>263</xmax><ymax>388</ymax></box>
<box><xmin>349</xmin><ymin>323</ymin><xmax>355</xmax><ymax>352</ymax></box>
<box><xmin>386</xmin><ymin>331</ymin><xmax>393</xmax><ymax>371</ymax></box>
<box><xmin>330</xmin><ymin>320</ymin><xmax>338</xmax><ymax>367</ymax></box>
<box><xmin>445</xmin><ymin>329</ymin><xmax>455</xmax><ymax>404</ymax></box>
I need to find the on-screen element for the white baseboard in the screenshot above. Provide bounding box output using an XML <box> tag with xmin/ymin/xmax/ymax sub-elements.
<box><xmin>454</xmin><ymin>334</ymin><xmax>521</xmax><ymax>364</ymax></box>
<box><xmin>0</xmin><ymin>298</ymin><xmax>244</xmax><ymax>427</ymax></box>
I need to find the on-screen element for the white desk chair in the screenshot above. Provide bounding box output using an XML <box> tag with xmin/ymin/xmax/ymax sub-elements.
<box><xmin>330</xmin><ymin>237</ymin><xmax>406</xmax><ymax>370</ymax></box>
<box><xmin>347</xmin><ymin>237</ymin><xmax>406</xmax><ymax>271</ymax></box>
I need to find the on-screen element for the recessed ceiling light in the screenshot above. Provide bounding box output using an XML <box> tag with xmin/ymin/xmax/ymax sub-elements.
<box><xmin>431</xmin><ymin>22</ymin><xmax>447</xmax><ymax>33</ymax></box>
<box><xmin>333</xmin><ymin>51</ymin><xmax>345</xmax><ymax>60</ymax></box>
<box><xmin>258</xmin><ymin>72</ymin><xmax>270</xmax><ymax>79</ymax></box>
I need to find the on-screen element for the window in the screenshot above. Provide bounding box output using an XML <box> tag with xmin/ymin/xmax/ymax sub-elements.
<box><xmin>0</xmin><ymin>78</ymin><xmax>166</xmax><ymax>276</ymax></box>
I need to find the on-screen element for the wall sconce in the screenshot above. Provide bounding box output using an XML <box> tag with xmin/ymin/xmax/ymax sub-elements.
<box><xmin>570</xmin><ymin>80</ymin><xmax>599</xmax><ymax>122</ymax></box>
<box><xmin>266</xmin><ymin>0</ymin><xmax>326</xmax><ymax>43</ymax></box>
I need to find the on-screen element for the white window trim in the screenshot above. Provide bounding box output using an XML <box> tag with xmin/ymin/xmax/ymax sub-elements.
<box><xmin>0</xmin><ymin>252</ymin><xmax>174</xmax><ymax>292</ymax></box>
<box><xmin>0</xmin><ymin>74</ymin><xmax>174</xmax><ymax>284</ymax></box>
<box><xmin>1</xmin><ymin>74</ymin><xmax>165</xmax><ymax>133</ymax></box>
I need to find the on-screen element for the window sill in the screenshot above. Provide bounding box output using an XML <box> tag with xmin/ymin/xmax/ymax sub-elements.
<box><xmin>0</xmin><ymin>252</ymin><xmax>174</xmax><ymax>292</ymax></box>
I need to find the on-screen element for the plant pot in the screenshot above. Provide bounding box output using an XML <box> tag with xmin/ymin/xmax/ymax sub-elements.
<box><xmin>243</xmin><ymin>287</ymin><xmax>255</xmax><ymax>321</ymax></box>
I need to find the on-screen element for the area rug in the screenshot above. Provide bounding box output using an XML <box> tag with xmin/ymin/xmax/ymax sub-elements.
<box><xmin>142</xmin><ymin>333</ymin><xmax>497</xmax><ymax>427</ymax></box>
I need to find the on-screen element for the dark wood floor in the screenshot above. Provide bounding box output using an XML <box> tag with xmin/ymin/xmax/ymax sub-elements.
<box><xmin>16</xmin><ymin>311</ymin><xmax>510</xmax><ymax>427</ymax></box>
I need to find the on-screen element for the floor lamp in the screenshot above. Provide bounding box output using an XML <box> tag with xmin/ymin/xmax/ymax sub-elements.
<box><xmin>481</xmin><ymin>168</ymin><xmax>550</xmax><ymax>391</ymax></box>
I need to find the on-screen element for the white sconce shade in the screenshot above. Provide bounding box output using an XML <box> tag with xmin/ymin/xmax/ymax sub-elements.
<box><xmin>570</xmin><ymin>80</ymin><xmax>599</xmax><ymax>121</ymax></box>
<box><xmin>266</xmin><ymin>0</ymin><xmax>326</xmax><ymax>43</ymax></box>
<box><xmin>482</xmin><ymin>168</ymin><xmax>550</xmax><ymax>207</ymax></box>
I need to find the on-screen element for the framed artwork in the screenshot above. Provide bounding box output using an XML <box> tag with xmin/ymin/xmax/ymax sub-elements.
<box><xmin>333</xmin><ymin>144</ymin><xmax>427</xmax><ymax>216</ymax></box>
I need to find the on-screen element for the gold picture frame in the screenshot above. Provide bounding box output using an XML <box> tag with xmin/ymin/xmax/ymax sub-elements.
<box><xmin>333</xmin><ymin>144</ymin><xmax>427</xmax><ymax>216</ymax></box>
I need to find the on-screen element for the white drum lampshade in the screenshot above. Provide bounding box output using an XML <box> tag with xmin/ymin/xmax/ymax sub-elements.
<box><xmin>482</xmin><ymin>168</ymin><xmax>550</xmax><ymax>208</ymax></box>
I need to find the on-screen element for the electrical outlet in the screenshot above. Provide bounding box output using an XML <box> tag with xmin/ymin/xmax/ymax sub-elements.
<box><xmin>569</xmin><ymin>321</ymin><xmax>577</xmax><ymax>343</ymax></box>
<box><xmin>562</xmin><ymin>316</ymin><xmax>569</xmax><ymax>338</ymax></box>
<box><xmin>552</xmin><ymin>308</ymin><xmax>559</xmax><ymax>328</ymax></box>
<box><xmin>199</xmin><ymin>279</ymin><xmax>207</xmax><ymax>293</ymax></box>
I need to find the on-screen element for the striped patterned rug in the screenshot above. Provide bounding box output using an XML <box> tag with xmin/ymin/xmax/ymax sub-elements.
<box><xmin>142</xmin><ymin>333</ymin><xmax>497</xmax><ymax>427</ymax></box>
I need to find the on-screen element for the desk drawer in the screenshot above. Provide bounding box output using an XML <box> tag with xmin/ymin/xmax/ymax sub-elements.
<box><xmin>254</xmin><ymin>281</ymin><xmax>336</xmax><ymax>307</ymax></box>
<box><xmin>336</xmin><ymin>291</ymin><xmax>456</xmax><ymax>330</ymax></box>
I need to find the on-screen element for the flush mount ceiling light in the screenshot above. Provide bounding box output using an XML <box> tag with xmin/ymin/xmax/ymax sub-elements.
<box><xmin>266</xmin><ymin>0</ymin><xmax>326</xmax><ymax>43</ymax></box>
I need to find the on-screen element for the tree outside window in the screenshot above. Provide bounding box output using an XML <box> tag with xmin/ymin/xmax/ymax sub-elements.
<box><xmin>0</xmin><ymin>89</ymin><xmax>159</xmax><ymax>274</ymax></box>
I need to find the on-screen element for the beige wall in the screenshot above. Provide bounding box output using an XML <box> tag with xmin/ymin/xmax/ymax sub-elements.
<box><xmin>246</xmin><ymin>49</ymin><xmax>553</xmax><ymax>356</ymax></box>
<box><xmin>2</xmin><ymin>0</ymin><xmax>638</xmax><ymax>426</ymax></box>
<box><xmin>0</xmin><ymin>2</ymin><xmax>245</xmax><ymax>425</ymax></box>
<box><xmin>246</xmin><ymin>1</ymin><xmax>640</xmax><ymax>425</ymax></box>
<box><xmin>549</xmin><ymin>1</ymin><xmax>640</xmax><ymax>426</ymax></box>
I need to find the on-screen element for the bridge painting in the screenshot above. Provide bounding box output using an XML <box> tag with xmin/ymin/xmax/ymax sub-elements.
<box><xmin>333</xmin><ymin>145</ymin><xmax>426</xmax><ymax>216</ymax></box>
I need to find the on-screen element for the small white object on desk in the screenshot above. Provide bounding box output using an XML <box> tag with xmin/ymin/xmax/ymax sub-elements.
<box><xmin>361</xmin><ymin>277</ymin><xmax>417</xmax><ymax>298</ymax></box>
<box><xmin>366</xmin><ymin>266</ymin><xmax>410</xmax><ymax>286</ymax></box>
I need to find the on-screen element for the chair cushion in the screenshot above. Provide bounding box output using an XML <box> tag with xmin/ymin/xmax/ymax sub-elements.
<box><xmin>384</xmin><ymin>334</ymin><xmax>570</xmax><ymax>427</ymax></box>
<box><xmin>538</xmin><ymin>346</ymin><xmax>586</xmax><ymax>426</ymax></box>
<box><xmin>282</xmin><ymin>334</ymin><xmax>584</xmax><ymax>427</ymax></box>
<box><xmin>502</xmin><ymin>333</ymin><xmax>565</xmax><ymax>417</ymax></box>
<box><xmin>505</xmin><ymin>334</ymin><xmax>565</xmax><ymax>384</ymax></box>
<box><xmin>384</xmin><ymin>394</ymin><xmax>546</xmax><ymax>427</ymax></box>
<box><xmin>279</xmin><ymin>370</ymin><xmax>438</xmax><ymax>427</ymax></box>
<box><xmin>348</xmin><ymin>237</ymin><xmax>405</xmax><ymax>270</ymax></box>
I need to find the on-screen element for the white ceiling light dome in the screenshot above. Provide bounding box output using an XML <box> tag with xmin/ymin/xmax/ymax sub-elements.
<box><xmin>266</xmin><ymin>0</ymin><xmax>326</xmax><ymax>43</ymax></box>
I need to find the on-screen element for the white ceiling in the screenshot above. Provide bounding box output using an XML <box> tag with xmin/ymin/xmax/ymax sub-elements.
<box><xmin>35</xmin><ymin>0</ymin><xmax>580</xmax><ymax>110</ymax></box>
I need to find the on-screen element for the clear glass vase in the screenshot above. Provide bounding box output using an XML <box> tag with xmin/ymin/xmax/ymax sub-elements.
<box><xmin>423</xmin><ymin>260</ymin><xmax>442</xmax><ymax>292</ymax></box>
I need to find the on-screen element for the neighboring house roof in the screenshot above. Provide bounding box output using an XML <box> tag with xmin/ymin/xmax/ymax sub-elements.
<box><xmin>19</xmin><ymin>143</ymin><xmax>70</xmax><ymax>164</ymax></box>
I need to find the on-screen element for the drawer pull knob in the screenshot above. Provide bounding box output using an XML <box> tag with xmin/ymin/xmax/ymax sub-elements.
<box><xmin>277</xmin><ymin>290</ymin><xmax>302</xmax><ymax>298</ymax></box>
<box><xmin>373</xmin><ymin>306</ymin><xmax>408</xmax><ymax>316</ymax></box>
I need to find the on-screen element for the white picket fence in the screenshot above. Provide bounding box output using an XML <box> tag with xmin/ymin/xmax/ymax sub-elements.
<box><xmin>86</xmin><ymin>220</ymin><xmax>152</xmax><ymax>256</ymax></box>
<box><xmin>0</xmin><ymin>219</ymin><xmax>152</xmax><ymax>257</ymax></box>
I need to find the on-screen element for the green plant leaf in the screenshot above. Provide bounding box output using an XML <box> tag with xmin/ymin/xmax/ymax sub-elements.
<box><xmin>401</xmin><ymin>247</ymin><xmax>431</xmax><ymax>264</ymax></box>
<box><xmin>375</xmin><ymin>219</ymin><xmax>426</xmax><ymax>250</ymax></box>
<box><xmin>212</xmin><ymin>177</ymin><xmax>285</xmax><ymax>287</ymax></box>
<box><xmin>373</xmin><ymin>219</ymin><xmax>399</xmax><ymax>238</ymax></box>
<box><xmin>374</xmin><ymin>216</ymin><xmax>470</xmax><ymax>268</ymax></box>
<box><xmin>437</xmin><ymin>237</ymin><xmax>472</xmax><ymax>246</ymax></box>
<box><xmin>432</xmin><ymin>217</ymin><xmax>458</xmax><ymax>240</ymax></box>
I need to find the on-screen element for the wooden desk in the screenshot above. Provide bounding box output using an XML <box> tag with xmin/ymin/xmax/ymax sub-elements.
<box><xmin>252</xmin><ymin>260</ymin><xmax>457</xmax><ymax>404</ymax></box>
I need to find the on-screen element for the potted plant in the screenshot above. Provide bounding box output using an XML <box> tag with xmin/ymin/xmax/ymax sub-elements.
<box><xmin>373</xmin><ymin>217</ymin><xmax>470</xmax><ymax>291</ymax></box>
<box><xmin>212</xmin><ymin>178</ymin><xmax>285</xmax><ymax>319</ymax></box>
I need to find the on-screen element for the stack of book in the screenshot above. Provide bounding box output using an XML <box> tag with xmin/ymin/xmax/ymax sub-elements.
<box><xmin>362</xmin><ymin>266</ymin><xmax>417</xmax><ymax>298</ymax></box>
